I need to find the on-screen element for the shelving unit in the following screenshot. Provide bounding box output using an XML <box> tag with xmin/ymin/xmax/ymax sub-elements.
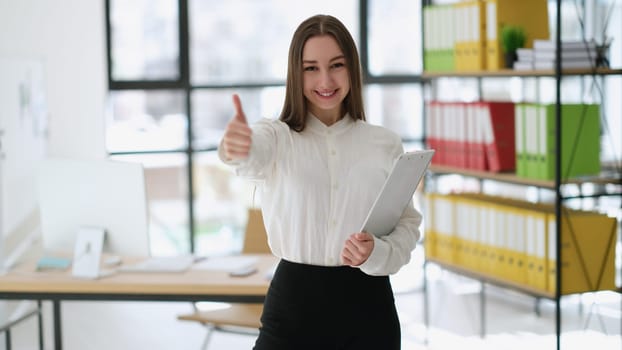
<box><xmin>422</xmin><ymin>67</ymin><xmax>622</xmax><ymax>78</ymax></box>
<box><xmin>430</xmin><ymin>164</ymin><xmax>622</xmax><ymax>189</ymax></box>
<box><xmin>420</xmin><ymin>1</ymin><xmax>621</xmax><ymax>349</ymax></box>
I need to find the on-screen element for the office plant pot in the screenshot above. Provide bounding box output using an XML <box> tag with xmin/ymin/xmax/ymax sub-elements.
<box><xmin>504</xmin><ymin>51</ymin><xmax>518</xmax><ymax>69</ymax></box>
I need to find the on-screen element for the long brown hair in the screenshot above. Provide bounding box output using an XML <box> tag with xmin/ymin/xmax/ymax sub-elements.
<box><xmin>279</xmin><ymin>15</ymin><xmax>366</xmax><ymax>132</ymax></box>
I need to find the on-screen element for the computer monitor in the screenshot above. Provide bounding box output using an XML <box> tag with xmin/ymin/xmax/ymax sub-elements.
<box><xmin>37</xmin><ymin>158</ymin><xmax>150</xmax><ymax>257</ymax></box>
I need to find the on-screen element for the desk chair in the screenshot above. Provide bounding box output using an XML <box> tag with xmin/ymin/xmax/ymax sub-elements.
<box><xmin>178</xmin><ymin>208</ymin><xmax>270</xmax><ymax>350</ymax></box>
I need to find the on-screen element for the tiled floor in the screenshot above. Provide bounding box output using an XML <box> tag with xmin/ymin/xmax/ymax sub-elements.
<box><xmin>5</xmin><ymin>252</ymin><xmax>621</xmax><ymax>350</ymax></box>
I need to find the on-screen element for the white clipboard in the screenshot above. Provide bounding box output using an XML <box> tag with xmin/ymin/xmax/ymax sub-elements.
<box><xmin>360</xmin><ymin>149</ymin><xmax>434</xmax><ymax>236</ymax></box>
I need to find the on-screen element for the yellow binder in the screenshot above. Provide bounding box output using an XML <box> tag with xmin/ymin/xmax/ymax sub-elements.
<box><xmin>454</xmin><ymin>1</ymin><xmax>486</xmax><ymax>71</ymax></box>
<box><xmin>547</xmin><ymin>210</ymin><xmax>618</xmax><ymax>295</ymax></box>
<box><xmin>525</xmin><ymin>209</ymin><xmax>547</xmax><ymax>291</ymax></box>
<box><xmin>434</xmin><ymin>195</ymin><xmax>456</xmax><ymax>264</ymax></box>
<box><xmin>506</xmin><ymin>207</ymin><xmax>527</xmax><ymax>285</ymax></box>
<box><xmin>423</xmin><ymin>194</ymin><xmax>438</xmax><ymax>260</ymax></box>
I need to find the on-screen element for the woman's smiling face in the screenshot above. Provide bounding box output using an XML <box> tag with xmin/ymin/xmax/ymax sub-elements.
<box><xmin>301</xmin><ymin>35</ymin><xmax>350</xmax><ymax>125</ymax></box>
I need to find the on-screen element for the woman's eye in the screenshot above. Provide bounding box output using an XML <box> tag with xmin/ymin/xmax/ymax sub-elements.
<box><xmin>332</xmin><ymin>62</ymin><xmax>345</xmax><ymax>69</ymax></box>
<box><xmin>304</xmin><ymin>66</ymin><xmax>317</xmax><ymax>72</ymax></box>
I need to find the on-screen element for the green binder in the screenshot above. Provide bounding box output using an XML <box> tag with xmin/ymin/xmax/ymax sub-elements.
<box><xmin>524</xmin><ymin>104</ymin><xmax>540</xmax><ymax>179</ymax></box>
<box><xmin>514</xmin><ymin>103</ymin><xmax>527</xmax><ymax>177</ymax></box>
<box><xmin>537</xmin><ymin>103</ymin><xmax>601</xmax><ymax>180</ymax></box>
<box><xmin>423</xmin><ymin>5</ymin><xmax>455</xmax><ymax>72</ymax></box>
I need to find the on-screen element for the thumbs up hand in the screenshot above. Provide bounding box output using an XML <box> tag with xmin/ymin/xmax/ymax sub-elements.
<box><xmin>223</xmin><ymin>94</ymin><xmax>252</xmax><ymax>160</ymax></box>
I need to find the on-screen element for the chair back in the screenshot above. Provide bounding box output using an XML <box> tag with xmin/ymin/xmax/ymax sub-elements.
<box><xmin>241</xmin><ymin>208</ymin><xmax>271</xmax><ymax>254</ymax></box>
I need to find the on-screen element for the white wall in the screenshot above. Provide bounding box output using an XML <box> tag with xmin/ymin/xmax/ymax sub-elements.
<box><xmin>0</xmin><ymin>0</ymin><xmax>107</xmax><ymax>238</ymax></box>
<box><xmin>0</xmin><ymin>1</ymin><xmax>107</xmax><ymax>339</ymax></box>
<box><xmin>0</xmin><ymin>0</ymin><xmax>107</xmax><ymax>159</ymax></box>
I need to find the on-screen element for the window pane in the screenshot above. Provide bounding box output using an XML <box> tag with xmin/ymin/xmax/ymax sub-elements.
<box><xmin>190</xmin><ymin>0</ymin><xmax>358</xmax><ymax>85</ymax></box>
<box><xmin>368</xmin><ymin>0</ymin><xmax>422</xmax><ymax>75</ymax></box>
<box><xmin>191</xmin><ymin>87</ymin><xmax>285</xmax><ymax>149</ymax></box>
<box><xmin>106</xmin><ymin>90</ymin><xmax>187</xmax><ymax>152</ymax></box>
<box><xmin>364</xmin><ymin>84</ymin><xmax>423</xmax><ymax>140</ymax></box>
<box><xmin>193</xmin><ymin>151</ymin><xmax>258</xmax><ymax>256</ymax></box>
<box><xmin>547</xmin><ymin>1</ymin><xmax>587</xmax><ymax>41</ymax></box>
<box><xmin>109</xmin><ymin>153</ymin><xmax>190</xmax><ymax>256</ymax></box>
<box><xmin>110</xmin><ymin>0</ymin><xmax>179</xmax><ymax>80</ymax></box>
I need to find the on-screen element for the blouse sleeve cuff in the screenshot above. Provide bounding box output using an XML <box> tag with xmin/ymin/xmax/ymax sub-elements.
<box><xmin>217</xmin><ymin>140</ymin><xmax>243</xmax><ymax>167</ymax></box>
<box><xmin>358</xmin><ymin>235</ymin><xmax>390</xmax><ymax>276</ymax></box>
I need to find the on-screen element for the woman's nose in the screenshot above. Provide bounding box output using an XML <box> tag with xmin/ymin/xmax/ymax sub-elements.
<box><xmin>318</xmin><ymin>69</ymin><xmax>334</xmax><ymax>86</ymax></box>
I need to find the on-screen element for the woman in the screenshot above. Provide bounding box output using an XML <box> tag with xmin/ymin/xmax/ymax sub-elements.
<box><xmin>219</xmin><ymin>14</ymin><xmax>421</xmax><ymax>350</ymax></box>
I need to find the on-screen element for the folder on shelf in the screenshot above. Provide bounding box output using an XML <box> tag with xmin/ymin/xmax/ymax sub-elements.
<box><xmin>524</xmin><ymin>210</ymin><xmax>547</xmax><ymax>291</ymax></box>
<box><xmin>484</xmin><ymin>0</ymin><xmax>550</xmax><ymax>70</ymax></box>
<box><xmin>434</xmin><ymin>195</ymin><xmax>456</xmax><ymax>264</ymax></box>
<box><xmin>447</xmin><ymin>103</ymin><xmax>458</xmax><ymax>167</ymax></box>
<box><xmin>479</xmin><ymin>101</ymin><xmax>516</xmax><ymax>172</ymax></box>
<box><xmin>453</xmin><ymin>2</ymin><xmax>468</xmax><ymax>71</ymax></box>
<box><xmin>505</xmin><ymin>207</ymin><xmax>527</xmax><ymax>285</ymax></box>
<box><xmin>428</xmin><ymin>190</ymin><xmax>620</xmax><ymax>295</ymax></box>
<box><xmin>465</xmin><ymin>199</ymin><xmax>481</xmax><ymax>271</ymax></box>
<box><xmin>523</xmin><ymin>104</ymin><xmax>540</xmax><ymax>178</ymax></box>
<box><xmin>537</xmin><ymin>103</ymin><xmax>601</xmax><ymax>180</ymax></box>
<box><xmin>477</xmin><ymin>202</ymin><xmax>493</xmax><ymax>275</ymax></box>
<box><xmin>469</xmin><ymin>1</ymin><xmax>487</xmax><ymax>70</ymax></box>
<box><xmin>425</xmin><ymin>101</ymin><xmax>439</xmax><ymax>165</ymax></box>
<box><xmin>456</xmin><ymin>103</ymin><xmax>468</xmax><ymax>168</ymax></box>
<box><xmin>454</xmin><ymin>200</ymin><xmax>469</xmax><ymax>267</ymax></box>
<box><xmin>454</xmin><ymin>1</ymin><xmax>486</xmax><ymax>71</ymax></box>
<box><xmin>424</xmin><ymin>5</ymin><xmax>455</xmax><ymax>72</ymax></box>
<box><xmin>435</xmin><ymin>102</ymin><xmax>448</xmax><ymax>166</ymax></box>
<box><xmin>454</xmin><ymin>198</ymin><xmax>481</xmax><ymax>269</ymax></box>
<box><xmin>468</xmin><ymin>103</ymin><xmax>486</xmax><ymax>170</ymax></box>
<box><xmin>465</xmin><ymin>104</ymin><xmax>481</xmax><ymax>170</ymax></box>
<box><xmin>546</xmin><ymin>210</ymin><xmax>618</xmax><ymax>295</ymax></box>
<box><xmin>488</xmin><ymin>203</ymin><xmax>505</xmax><ymax>277</ymax></box>
<box><xmin>514</xmin><ymin>104</ymin><xmax>527</xmax><ymax>177</ymax></box>
<box><xmin>423</xmin><ymin>194</ymin><xmax>438</xmax><ymax>260</ymax></box>
<box><xmin>492</xmin><ymin>206</ymin><xmax>508</xmax><ymax>279</ymax></box>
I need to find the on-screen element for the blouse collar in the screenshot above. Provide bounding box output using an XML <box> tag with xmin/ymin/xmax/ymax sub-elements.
<box><xmin>306</xmin><ymin>112</ymin><xmax>356</xmax><ymax>135</ymax></box>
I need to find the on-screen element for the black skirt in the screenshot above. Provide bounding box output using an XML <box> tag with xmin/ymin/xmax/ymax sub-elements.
<box><xmin>253</xmin><ymin>259</ymin><xmax>401</xmax><ymax>350</ymax></box>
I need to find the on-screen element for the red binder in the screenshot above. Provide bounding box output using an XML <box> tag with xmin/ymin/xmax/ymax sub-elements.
<box><xmin>425</xmin><ymin>101</ymin><xmax>442</xmax><ymax>165</ymax></box>
<box><xmin>479</xmin><ymin>102</ymin><xmax>516</xmax><ymax>172</ymax></box>
<box><xmin>467</xmin><ymin>103</ymin><xmax>486</xmax><ymax>171</ymax></box>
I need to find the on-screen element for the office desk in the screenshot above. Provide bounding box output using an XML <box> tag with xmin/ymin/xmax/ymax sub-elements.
<box><xmin>0</xmin><ymin>254</ymin><xmax>277</xmax><ymax>350</ymax></box>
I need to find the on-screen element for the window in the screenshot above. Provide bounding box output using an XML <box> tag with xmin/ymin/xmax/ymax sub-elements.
<box><xmin>109</xmin><ymin>0</ymin><xmax>180</xmax><ymax>81</ymax></box>
<box><xmin>191</xmin><ymin>87</ymin><xmax>285</xmax><ymax>150</ymax></box>
<box><xmin>368</xmin><ymin>0</ymin><xmax>422</xmax><ymax>75</ymax></box>
<box><xmin>106</xmin><ymin>90</ymin><xmax>186</xmax><ymax>152</ymax></box>
<box><xmin>189</xmin><ymin>0</ymin><xmax>358</xmax><ymax>85</ymax></box>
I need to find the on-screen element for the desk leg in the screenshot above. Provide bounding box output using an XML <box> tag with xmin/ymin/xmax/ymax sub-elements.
<box><xmin>4</xmin><ymin>329</ymin><xmax>11</xmax><ymax>350</ymax></box>
<box><xmin>479</xmin><ymin>282</ymin><xmax>486</xmax><ymax>338</ymax></box>
<box><xmin>422</xmin><ymin>261</ymin><xmax>429</xmax><ymax>345</ymax></box>
<box><xmin>37</xmin><ymin>300</ymin><xmax>44</xmax><ymax>350</ymax></box>
<box><xmin>52</xmin><ymin>300</ymin><xmax>62</xmax><ymax>350</ymax></box>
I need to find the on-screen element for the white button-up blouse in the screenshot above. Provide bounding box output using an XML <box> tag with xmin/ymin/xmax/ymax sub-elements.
<box><xmin>218</xmin><ymin>114</ymin><xmax>422</xmax><ymax>276</ymax></box>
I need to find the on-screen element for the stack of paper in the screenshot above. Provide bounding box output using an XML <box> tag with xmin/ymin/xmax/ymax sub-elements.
<box><xmin>531</xmin><ymin>39</ymin><xmax>598</xmax><ymax>70</ymax></box>
<box><xmin>513</xmin><ymin>48</ymin><xmax>534</xmax><ymax>70</ymax></box>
